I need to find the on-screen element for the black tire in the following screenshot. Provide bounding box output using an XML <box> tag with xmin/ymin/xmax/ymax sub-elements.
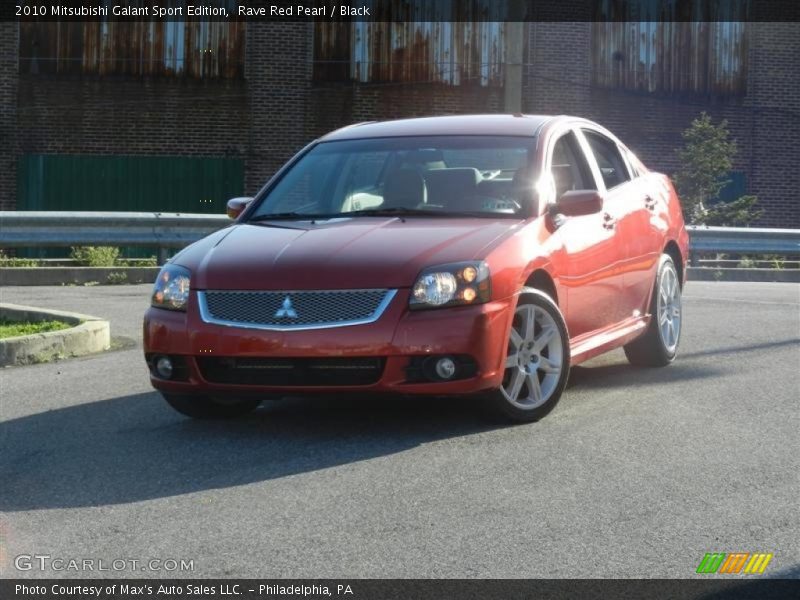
<box><xmin>162</xmin><ymin>393</ymin><xmax>262</xmax><ymax>419</ymax></box>
<box><xmin>624</xmin><ymin>254</ymin><xmax>682</xmax><ymax>367</ymax></box>
<box><xmin>485</xmin><ymin>289</ymin><xmax>571</xmax><ymax>423</ymax></box>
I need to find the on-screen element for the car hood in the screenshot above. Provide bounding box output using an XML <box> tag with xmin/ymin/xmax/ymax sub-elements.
<box><xmin>180</xmin><ymin>217</ymin><xmax>522</xmax><ymax>290</ymax></box>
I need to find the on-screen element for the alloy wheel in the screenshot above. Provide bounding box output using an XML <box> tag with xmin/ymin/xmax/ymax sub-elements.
<box><xmin>657</xmin><ymin>263</ymin><xmax>682</xmax><ymax>353</ymax></box>
<box><xmin>501</xmin><ymin>303</ymin><xmax>563</xmax><ymax>410</ymax></box>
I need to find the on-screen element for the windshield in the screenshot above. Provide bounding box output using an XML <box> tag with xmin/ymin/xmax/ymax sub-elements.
<box><xmin>249</xmin><ymin>136</ymin><xmax>537</xmax><ymax>220</ymax></box>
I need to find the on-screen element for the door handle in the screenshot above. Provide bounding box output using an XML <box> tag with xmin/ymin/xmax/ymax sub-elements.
<box><xmin>644</xmin><ymin>195</ymin><xmax>657</xmax><ymax>210</ymax></box>
<box><xmin>602</xmin><ymin>212</ymin><xmax>616</xmax><ymax>229</ymax></box>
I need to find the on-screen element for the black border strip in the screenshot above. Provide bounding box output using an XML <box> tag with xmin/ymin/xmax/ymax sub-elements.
<box><xmin>5</xmin><ymin>0</ymin><xmax>800</xmax><ymax>23</ymax></box>
<box><xmin>3</xmin><ymin>579</ymin><xmax>800</xmax><ymax>600</ymax></box>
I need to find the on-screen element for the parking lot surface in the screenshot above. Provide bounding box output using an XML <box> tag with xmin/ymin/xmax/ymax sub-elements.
<box><xmin>1</xmin><ymin>282</ymin><xmax>798</xmax><ymax>578</ymax></box>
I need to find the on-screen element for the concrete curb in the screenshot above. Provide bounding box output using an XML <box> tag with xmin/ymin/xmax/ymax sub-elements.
<box><xmin>687</xmin><ymin>267</ymin><xmax>800</xmax><ymax>283</ymax></box>
<box><xmin>0</xmin><ymin>266</ymin><xmax>159</xmax><ymax>286</ymax></box>
<box><xmin>0</xmin><ymin>303</ymin><xmax>110</xmax><ymax>366</ymax></box>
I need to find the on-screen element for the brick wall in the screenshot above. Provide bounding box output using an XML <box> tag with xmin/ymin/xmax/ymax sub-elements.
<box><xmin>523</xmin><ymin>22</ymin><xmax>799</xmax><ymax>228</ymax></box>
<box><xmin>17</xmin><ymin>77</ymin><xmax>248</xmax><ymax>158</ymax></box>
<box><xmin>307</xmin><ymin>83</ymin><xmax>503</xmax><ymax>140</ymax></box>
<box><xmin>242</xmin><ymin>22</ymin><xmax>503</xmax><ymax>193</ymax></box>
<box><xmin>7</xmin><ymin>20</ymin><xmax>504</xmax><ymax>206</ymax></box>
<box><xmin>13</xmin><ymin>32</ymin><xmax>249</xmax><ymax>212</ymax></box>
<box><xmin>524</xmin><ymin>22</ymin><xmax>593</xmax><ymax>116</ymax></box>
<box><xmin>244</xmin><ymin>23</ymin><xmax>313</xmax><ymax>194</ymax></box>
<box><xmin>5</xmin><ymin>21</ymin><xmax>798</xmax><ymax>227</ymax></box>
<box><xmin>745</xmin><ymin>23</ymin><xmax>800</xmax><ymax>227</ymax></box>
<box><xmin>0</xmin><ymin>23</ymin><xmax>18</xmax><ymax>210</ymax></box>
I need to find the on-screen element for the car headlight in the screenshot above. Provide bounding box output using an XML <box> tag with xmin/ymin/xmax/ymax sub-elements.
<box><xmin>151</xmin><ymin>264</ymin><xmax>191</xmax><ymax>311</ymax></box>
<box><xmin>410</xmin><ymin>262</ymin><xmax>491</xmax><ymax>309</ymax></box>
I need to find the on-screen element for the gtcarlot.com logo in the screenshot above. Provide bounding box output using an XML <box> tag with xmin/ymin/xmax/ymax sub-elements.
<box><xmin>696</xmin><ymin>552</ymin><xmax>773</xmax><ymax>575</ymax></box>
<box><xmin>15</xmin><ymin>554</ymin><xmax>194</xmax><ymax>572</ymax></box>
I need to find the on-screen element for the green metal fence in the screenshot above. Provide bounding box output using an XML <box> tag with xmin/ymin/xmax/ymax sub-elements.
<box><xmin>16</xmin><ymin>154</ymin><xmax>244</xmax><ymax>257</ymax></box>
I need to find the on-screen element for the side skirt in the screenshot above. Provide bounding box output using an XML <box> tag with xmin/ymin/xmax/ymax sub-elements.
<box><xmin>569</xmin><ymin>316</ymin><xmax>650</xmax><ymax>366</ymax></box>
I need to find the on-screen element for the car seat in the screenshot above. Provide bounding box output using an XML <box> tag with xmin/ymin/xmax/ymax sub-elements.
<box><xmin>424</xmin><ymin>168</ymin><xmax>481</xmax><ymax>210</ymax></box>
<box><xmin>382</xmin><ymin>168</ymin><xmax>427</xmax><ymax>208</ymax></box>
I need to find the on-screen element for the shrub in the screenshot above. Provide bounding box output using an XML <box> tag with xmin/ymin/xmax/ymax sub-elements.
<box><xmin>106</xmin><ymin>272</ymin><xmax>128</xmax><ymax>285</ymax></box>
<box><xmin>737</xmin><ymin>256</ymin><xmax>755</xmax><ymax>269</ymax></box>
<box><xmin>118</xmin><ymin>256</ymin><xmax>158</xmax><ymax>267</ymax></box>
<box><xmin>0</xmin><ymin>250</ymin><xmax>39</xmax><ymax>267</ymax></box>
<box><xmin>763</xmin><ymin>254</ymin><xmax>786</xmax><ymax>270</ymax></box>
<box><xmin>0</xmin><ymin>257</ymin><xmax>39</xmax><ymax>267</ymax></box>
<box><xmin>704</xmin><ymin>195</ymin><xmax>763</xmax><ymax>227</ymax></box>
<box><xmin>673</xmin><ymin>113</ymin><xmax>761</xmax><ymax>226</ymax></box>
<box><xmin>70</xmin><ymin>246</ymin><xmax>120</xmax><ymax>267</ymax></box>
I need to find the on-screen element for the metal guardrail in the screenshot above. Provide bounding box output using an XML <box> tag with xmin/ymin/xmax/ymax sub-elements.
<box><xmin>1</xmin><ymin>212</ymin><xmax>799</xmax><ymax>266</ymax></box>
<box><xmin>686</xmin><ymin>225</ymin><xmax>800</xmax><ymax>266</ymax></box>
<box><xmin>0</xmin><ymin>211</ymin><xmax>230</xmax><ymax>264</ymax></box>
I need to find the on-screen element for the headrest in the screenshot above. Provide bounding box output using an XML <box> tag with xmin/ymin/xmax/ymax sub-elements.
<box><xmin>382</xmin><ymin>169</ymin><xmax>427</xmax><ymax>208</ymax></box>
<box><xmin>424</xmin><ymin>168</ymin><xmax>481</xmax><ymax>207</ymax></box>
<box><xmin>407</xmin><ymin>149</ymin><xmax>446</xmax><ymax>171</ymax></box>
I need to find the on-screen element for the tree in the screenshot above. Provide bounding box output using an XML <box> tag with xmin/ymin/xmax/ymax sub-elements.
<box><xmin>704</xmin><ymin>195</ymin><xmax>763</xmax><ymax>227</ymax></box>
<box><xmin>673</xmin><ymin>112</ymin><xmax>760</xmax><ymax>225</ymax></box>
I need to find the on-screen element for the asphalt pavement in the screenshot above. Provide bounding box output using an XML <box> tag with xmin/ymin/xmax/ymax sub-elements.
<box><xmin>1</xmin><ymin>282</ymin><xmax>798</xmax><ymax>579</ymax></box>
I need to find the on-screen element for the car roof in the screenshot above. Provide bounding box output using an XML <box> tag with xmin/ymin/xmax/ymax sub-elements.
<box><xmin>319</xmin><ymin>114</ymin><xmax>560</xmax><ymax>141</ymax></box>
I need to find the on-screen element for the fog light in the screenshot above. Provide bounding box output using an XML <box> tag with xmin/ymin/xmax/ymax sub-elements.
<box><xmin>155</xmin><ymin>356</ymin><xmax>173</xmax><ymax>379</ymax></box>
<box><xmin>435</xmin><ymin>357</ymin><xmax>456</xmax><ymax>380</ymax></box>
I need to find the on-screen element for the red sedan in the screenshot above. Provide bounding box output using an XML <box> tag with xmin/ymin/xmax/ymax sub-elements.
<box><xmin>144</xmin><ymin>115</ymin><xmax>688</xmax><ymax>422</ymax></box>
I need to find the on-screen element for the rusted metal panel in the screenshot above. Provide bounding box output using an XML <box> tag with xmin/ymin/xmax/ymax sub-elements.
<box><xmin>20</xmin><ymin>7</ymin><xmax>244</xmax><ymax>79</ymax></box>
<box><xmin>593</xmin><ymin>1</ymin><xmax>748</xmax><ymax>96</ymax></box>
<box><xmin>315</xmin><ymin>19</ymin><xmax>505</xmax><ymax>87</ymax></box>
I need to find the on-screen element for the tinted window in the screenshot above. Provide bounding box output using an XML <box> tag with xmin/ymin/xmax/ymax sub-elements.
<box><xmin>583</xmin><ymin>130</ymin><xmax>631</xmax><ymax>189</ymax></box>
<box><xmin>551</xmin><ymin>132</ymin><xmax>595</xmax><ymax>198</ymax></box>
<box><xmin>265</xmin><ymin>153</ymin><xmax>340</xmax><ymax>214</ymax></box>
<box><xmin>251</xmin><ymin>136</ymin><xmax>537</xmax><ymax>219</ymax></box>
<box><xmin>624</xmin><ymin>149</ymin><xmax>643</xmax><ymax>178</ymax></box>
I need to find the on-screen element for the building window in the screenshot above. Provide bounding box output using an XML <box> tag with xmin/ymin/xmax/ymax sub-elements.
<box><xmin>314</xmin><ymin>21</ymin><xmax>506</xmax><ymax>86</ymax></box>
<box><xmin>20</xmin><ymin>18</ymin><xmax>245</xmax><ymax>79</ymax></box>
<box><xmin>592</xmin><ymin>2</ymin><xmax>749</xmax><ymax>95</ymax></box>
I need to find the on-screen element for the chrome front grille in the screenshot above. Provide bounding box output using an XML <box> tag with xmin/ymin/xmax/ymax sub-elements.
<box><xmin>197</xmin><ymin>289</ymin><xmax>397</xmax><ymax>331</ymax></box>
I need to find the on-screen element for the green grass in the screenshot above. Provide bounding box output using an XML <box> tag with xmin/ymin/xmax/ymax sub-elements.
<box><xmin>0</xmin><ymin>319</ymin><xmax>72</xmax><ymax>339</ymax></box>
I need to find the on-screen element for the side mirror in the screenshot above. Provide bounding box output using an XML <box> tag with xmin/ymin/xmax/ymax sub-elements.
<box><xmin>550</xmin><ymin>190</ymin><xmax>603</xmax><ymax>217</ymax></box>
<box><xmin>226</xmin><ymin>197</ymin><xmax>253</xmax><ymax>220</ymax></box>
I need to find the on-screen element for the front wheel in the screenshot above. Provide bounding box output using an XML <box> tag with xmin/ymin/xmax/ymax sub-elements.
<box><xmin>485</xmin><ymin>289</ymin><xmax>571</xmax><ymax>423</ymax></box>
<box><xmin>624</xmin><ymin>253</ymin><xmax>682</xmax><ymax>367</ymax></box>
<box><xmin>162</xmin><ymin>393</ymin><xmax>262</xmax><ymax>419</ymax></box>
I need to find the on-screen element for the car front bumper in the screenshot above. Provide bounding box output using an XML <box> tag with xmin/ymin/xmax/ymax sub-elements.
<box><xmin>143</xmin><ymin>290</ymin><xmax>514</xmax><ymax>396</ymax></box>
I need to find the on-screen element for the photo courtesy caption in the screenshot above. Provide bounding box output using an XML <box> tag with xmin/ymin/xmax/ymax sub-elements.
<box><xmin>16</xmin><ymin>584</ymin><xmax>355</xmax><ymax>596</ymax></box>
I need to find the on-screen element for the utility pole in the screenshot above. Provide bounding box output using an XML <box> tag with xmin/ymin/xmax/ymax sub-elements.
<box><xmin>503</xmin><ymin>0</ymin><xmax>525</xmax><ymax>113</ymax></box>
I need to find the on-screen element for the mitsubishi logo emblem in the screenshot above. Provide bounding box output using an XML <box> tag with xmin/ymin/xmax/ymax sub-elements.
<box><xmin>274</xmin><ymin>296</ymin><xmax>298</xmax><ymax>319</ymax></box>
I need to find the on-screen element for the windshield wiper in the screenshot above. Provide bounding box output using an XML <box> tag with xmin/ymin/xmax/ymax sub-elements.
<box><xmin>249</xmin><ymin>212</ymin><xmax>339</xmax><ymax>222</ymax></box>
<box><xmin>347</xmin><ymin>207</ymin><xmax>525</xmax><ymax>219</ymax></box>
<box><xmin>345</xmin><ymin>207</ymin><xmax>457</xmax><ymax>217</ymax></box>
<box><xmin>249</xmin><ymin>207</ymin><xmax>522</xmax><ymax>222</ymax></box>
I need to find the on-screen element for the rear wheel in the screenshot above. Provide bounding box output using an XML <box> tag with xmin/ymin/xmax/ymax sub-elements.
<box><xmin>486</xmin><ymin>290</ymin><xmax>570</xmax><ymax>423</ymax></box>
<box><xmin>624</xmin><ymin>254</ymin><xmax>682</xmax><ymax>367</ymax></box>
<box><xmin>162</xmin><ymin>393</ymin><xmax>262</xmax><ymax>419</ymax></box>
